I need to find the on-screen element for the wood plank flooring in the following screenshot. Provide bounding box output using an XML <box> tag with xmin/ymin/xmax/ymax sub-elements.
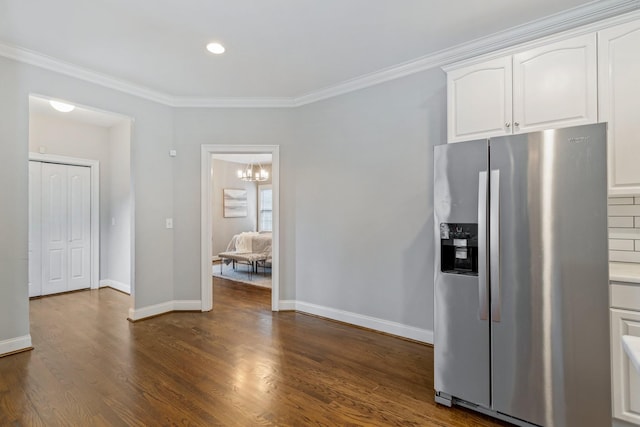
<box><xmin>0</xmin><ymin>279</ymin><xmax>510</xmax><ymax>426</ymax></box>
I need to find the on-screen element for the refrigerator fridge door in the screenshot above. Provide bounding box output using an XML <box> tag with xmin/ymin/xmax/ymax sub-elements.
<box><xmin>489</xmin><ymin>123</ymin><xmax>610</xmax><ymax>426</ymax></box>
<box><xmin>434</xmin><ymin>140</ymin><xmax>490</xmax><ymax>407</ymax></box>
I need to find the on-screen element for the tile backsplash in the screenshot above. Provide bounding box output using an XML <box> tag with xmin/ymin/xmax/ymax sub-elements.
<box><xmin>609</xmin><ymin>196</ymin><xmax>640</xmax><ymax>264</ymax></box>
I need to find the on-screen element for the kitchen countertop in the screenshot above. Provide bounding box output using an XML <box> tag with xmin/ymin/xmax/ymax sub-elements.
<box><xmin>610</xmin><ymin>262</ymin><xmax>640</xmax><ymax>284</ymax></box>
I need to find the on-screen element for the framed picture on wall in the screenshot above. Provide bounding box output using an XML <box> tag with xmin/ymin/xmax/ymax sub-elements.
<box><xmin>223</xmin><ymin>188</ymin><xmax>248</xmax><ymax>218</ymax></box>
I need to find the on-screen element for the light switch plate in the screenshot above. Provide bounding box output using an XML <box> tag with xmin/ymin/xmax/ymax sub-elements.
<box><xmin>166</xmin><ymin>218</ymin><xmax>173</xmax><ymax>229</ymax></box>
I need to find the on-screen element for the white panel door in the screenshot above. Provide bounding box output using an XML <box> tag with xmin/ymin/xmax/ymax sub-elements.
<box><xmin>598</xmin><ymin>19</ymin><xmax>640</xmax><ymax>195</ymax></box>
<box><xmin>42</xmin><ymin>163</ymin><xmax>69</xmax><ymax>295</ymax></box>
<box><xmin>67</xmin><ymin>166</ymin><xmax>91</xmax><ymax>291</ymax></box>
<box><xmin>40</xmin><ymin>163</ymin><xmax>91</xmax><ymax>295</ymax></box>
<box><xmin>28</xmin><ymin>161</ymin><xmax>42</xmax><ymax>297</ymax></box>
<box><xmin>447</xmin><ymin>56</ymin><xmax>512</xmax><ymax>142</ymax></box>
<box><xmin>513</xmin><ymin>33</ymin><xmax>597</xmax><ymax>134</ymax></box>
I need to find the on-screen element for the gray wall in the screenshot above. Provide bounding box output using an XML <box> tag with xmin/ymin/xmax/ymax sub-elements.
<box><xmin>291</xmin><ymin>69</ymin><xmax>446</xmax><ymax>330</ymax></box>
<box><xmin>0</xmin><ymin>58</ymin><xmax>30</xmax><ymax>343</ymax></box>
<box><xmin>1</xmin><ymin>53</ymin><xmax>445</xmax><ymax>347</ymax></box>
<box><xmin>171</xmin><ymin>108</ymin><xmax>296</xmax><ymax>301</ymax></box>
<box><xmin>0</xmin><ymin>54</ymin><xmax>175</xmax><ymax>343</ymax></box>
<box><xmin>211</xmin><ymin>159</ymin><xmax>258</xmax><ymax>256</ymax></box>
<box><xmin>107</xmin><ymin>120</ymin><xmax>132</xmax><ymax>287</ymax></box>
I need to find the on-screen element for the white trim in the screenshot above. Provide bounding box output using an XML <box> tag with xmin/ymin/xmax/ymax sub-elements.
<box><xmin>99</xmin><ymin>279</ymin><xmax>131</xmax><ymax>295</ymax></box>
<box><xmin>290</xmin><ymin>301</ymin><xmax>433</xmax><ymax>344</ymax></box>
<box><xmin>0</xmin><ymin>42</ymin><xmax>173</xmax><ymax>105</ymax></box>
<box><xmin>172</xmin><ymin>97</ymin><xmax>295</xmax><ymax>109</ymax></box>
<box><xmin>442</xmin><ymin>2</ymin><xmax>640</xmax><ymax>72</ymax></box>
<box><xmin>29</xmin><ymin>153</ymin><xmax>100</xmax><ymax>291</ymax></box>
<box><xmin>278</xmin><ymin>300</ymin><xmax>296</xmax><ymax>311</ymax></box>
<box><xmin>201</xmin><ymin>145</ymin><xmax>280</xmax><ymax>312</ymax></box>
<box><xmin>127</xmin><ymin>300</ymin><xmax>201</xmax><ymax>321</ymax></box>
<box><xmin>0</xmin><ymin>335</ymin><xmax>33</xmax><ymax>356</ymax></box>
<box><xmin>2</xmin><ymin>1</ymin><xmax>638</xmax><ymax>108</ymax></box>
<box><xmin>173</xmin><ymin>300</ymin><xmax>202</xmax><ymax>311</ymax></box>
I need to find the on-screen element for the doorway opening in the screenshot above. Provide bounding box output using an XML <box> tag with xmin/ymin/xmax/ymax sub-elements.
<box><xmin>200</xmin><ymin>145</ymin><xmax>280</xmax><ymax>311</ymax></box>
<box><xmin>28</xmin><ymin>94</ymin><xmax>134</xmax><ymax>309</ymax></box>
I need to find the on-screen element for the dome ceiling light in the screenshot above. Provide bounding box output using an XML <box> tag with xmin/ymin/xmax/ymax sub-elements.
<box><xmin>206</xmin><ymin>42</ymin><xmax>225</xmax><ymax>55</ymax></box>
<box><xmin>49</xmin><ymin>100</ymin><xmax>75</xmax><ymax>113</ymax></box>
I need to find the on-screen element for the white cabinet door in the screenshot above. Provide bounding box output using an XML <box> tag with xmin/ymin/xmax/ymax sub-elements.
<box><xmin>599</xmin><ymin>19</ymin><xmax>640</xmax><ymax>195</ymax></box>
<box><xmin>28</xmin><ymin>161</ymin><xmax>42</xmax><ymax>297</ymax></box>
<box><xmin>611</xmin><ymin>308</ymin><xmax>640</xmax><ymax>424</ymax></box>
<box><xmin>447</xmin><ymin>57</ymin><xmax>512</xmax><ymax>142</ymax></box>
<box><xmin>513</xmin><ymin>33</ymin><xmax>597</xmax><ymax>134</ymax></box>
<box><xmin>40</xmin><ymin>163</ymin><xmax>91</xmax><ymax>296</ymax></box>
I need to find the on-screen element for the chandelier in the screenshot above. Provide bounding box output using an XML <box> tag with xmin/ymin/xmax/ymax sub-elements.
<box><xmin>237</xmin><ymin>163</ymin><xmax>269</xmax><ymax>182</ymax></box>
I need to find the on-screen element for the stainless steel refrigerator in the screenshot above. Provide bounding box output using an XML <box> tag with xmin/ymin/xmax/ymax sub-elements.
<box><xmin>433</xmin><ymin>123</ymin><xmax>611</xmax><ymax>427</ymax></box>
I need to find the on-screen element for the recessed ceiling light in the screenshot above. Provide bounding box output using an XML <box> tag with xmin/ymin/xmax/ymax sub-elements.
<box><xmin>206</xmin><ymin>42</ymin><xmax>225</xmax><ymax>55</ymax></box>
<box><xmin>49</xmin><ymin>100</ymin><xmax>75</xmax><ymax>113</ymax></box>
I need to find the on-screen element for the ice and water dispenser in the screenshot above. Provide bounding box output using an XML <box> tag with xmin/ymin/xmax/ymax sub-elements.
<box><xmin>439</xmin><ymin>223</ymin><xmax>478</xmax><ymax>276</ymax></box>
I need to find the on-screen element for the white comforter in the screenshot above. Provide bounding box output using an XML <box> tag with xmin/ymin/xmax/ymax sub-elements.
<box><xmin>227</xmin><ymin>232</ymin><xmax>272</xmax><ymax>255</ymax></box>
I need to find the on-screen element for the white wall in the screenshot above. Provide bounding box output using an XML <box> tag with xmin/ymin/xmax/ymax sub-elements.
<box><xmin>28</xmin><ymin>111</ymin><xmax>133</xmax><ymax>293</ymax></box>
<box><xmin>28</xmin><ymin>113</ymin><xmax>112</xmax><ymax>279</ymax></box>
<box><xmin>211</xmin><ymin>159</ymin><xmax>258</xmax><ymax>256</ymax></box>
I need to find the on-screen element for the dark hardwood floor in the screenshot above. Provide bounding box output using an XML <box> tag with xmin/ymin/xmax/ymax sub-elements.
<box><xmin>0</xmin><ymin>279</ymin><xmax>510</xmax><ymax>426</ymax></box>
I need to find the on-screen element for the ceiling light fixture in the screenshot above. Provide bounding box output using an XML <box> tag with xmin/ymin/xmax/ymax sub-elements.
<box><xmin>49</xmin><ymin>100</ymin><xmax>75</xmax><ymax>113</ymax></box>
<box><xmin>206</xmin><ymin>42</ymin><xmax>225</xmax><ymax>54</ymax></box>
<box><xmin>237</xmin><ymin>162</ymin><xmax>268</xmax><ymax>182</ymax></box>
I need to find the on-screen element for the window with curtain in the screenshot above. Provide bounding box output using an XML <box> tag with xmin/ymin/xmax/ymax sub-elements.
<box><xmin>258</xmin><ymin>184</ymin><xmax>272</xmax><ymax>232</ymax></box>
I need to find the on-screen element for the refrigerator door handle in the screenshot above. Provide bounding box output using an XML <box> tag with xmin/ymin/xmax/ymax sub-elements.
<box><xmin>478</xmin><ymin>171</ymin><xmax>489</xmax><ymax>321</ymax></box>
<box><xmin>490</xmin><ymin>169</ymin><xmax>501</xmax><ymax>322</ymax></box>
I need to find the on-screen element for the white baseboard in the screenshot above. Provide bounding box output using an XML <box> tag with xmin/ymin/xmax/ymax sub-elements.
<box><xmin>278</xmin><ymin>300</ymin><xmax>296</xmax><ymax>311</ymax></box>
<box><xmin>0</xmin><ymin>334</ymin><xmax>33</xmax><ymax>356</ymax></box>
<box><xmin>293</xmin><ymin>301</ymin><xmax>433</xmax><ymax>344</ymax></box>
<box><xmin>173</xmin><ymin>300</ymin><xmax>202</xmax><ymax>311</ymax></box>
<box><xmin>100</xmin><ymin>279</ymin><xmax>131</xmax><ymax>294</ymax></box>
<box><xmin>128</xmin><ymin>300</ymin><xmax>202</xmax><ymax>321</ymax></box>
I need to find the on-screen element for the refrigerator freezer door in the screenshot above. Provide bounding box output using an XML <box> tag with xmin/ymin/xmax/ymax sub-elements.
<box><xmin>434</xmin><ymin>140</ymin><xmax>490</xmax><ymax>407</ymax></box>
<box><xmin>489</xmin><ymin>123</ymin><xmax>610</xmax><ymax>426</ymax></box>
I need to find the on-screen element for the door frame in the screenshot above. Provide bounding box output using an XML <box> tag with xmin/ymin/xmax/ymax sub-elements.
<box><xmin>200</xmin><ymin>145</ymin><xmax>280</xmax><ymax>311</ymax></box>
<box><xmin>29</xmin><ymin>153</ymin><xmax>100</xmax><ymax>290</ymax></box>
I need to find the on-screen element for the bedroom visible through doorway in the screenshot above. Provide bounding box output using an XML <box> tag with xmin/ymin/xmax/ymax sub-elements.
<box><xmin>200</xmin><ymin>145</ymin><xmax>280</xmax><ymax>312</ymax></box>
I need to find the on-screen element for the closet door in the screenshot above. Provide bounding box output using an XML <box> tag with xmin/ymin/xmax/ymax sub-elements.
<box><xmin>41</xmin><ymin>163</ymin><xmax>91</xmax><ymax>295</ymax></box>
<box><xmin>67</xmin><ymin>166</ymin><xmax>91</xmax><ymax>291</ymax></box>
<box><xmin>28</xmin><ymin>161</ymin><xmax>42</xmax><ymax>297</ymax></box>
<box><xmin>42</xmin><ymin>163</ymin><xmax>69</xmax><ymax>295</ymax></box>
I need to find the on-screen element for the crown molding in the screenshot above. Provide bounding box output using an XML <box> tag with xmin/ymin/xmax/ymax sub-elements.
<box><xmin>0</xmin><ymin>42</ymin><xmax>175</xmax><ymax>105</ymax></box>
<box><xmin>441</xmin><ymin>0</ymin><xmax>640</xmax><ymax>71</ymax></box>
<box><xmin>1</xmin><ymin>0</ymin><xmax>638</xmax><ymax>108</ymax></box>
<box><xmin>171</xmin><ymin>96</ymin><xmax>296</xmax><ymax>108</ymax></box>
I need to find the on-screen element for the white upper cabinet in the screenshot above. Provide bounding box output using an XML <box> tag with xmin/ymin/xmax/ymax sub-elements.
<box><xmin>513</xmin><ymin>33</ymin><xmax>597</xmax><ymax>134</ymax></box>
<box><xmin>447</xmin><ymin>57</ymin><xmax>512</xmax><ymax>142</ymax></box>
<box><xmin>599</xmin><ymin>19</ymin><xmax>640</xmax><ymax>195</ymax></box>
<box><xmin>446</xmin><ymin>33</ymin><xmax>597</xmax><ymax>143</ymax></box>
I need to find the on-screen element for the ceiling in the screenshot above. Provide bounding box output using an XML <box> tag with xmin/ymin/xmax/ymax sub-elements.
<box><xmin>0</xmin><ymin>0</ymin><xmax>628</xmax><ymax>102</ymax></box>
